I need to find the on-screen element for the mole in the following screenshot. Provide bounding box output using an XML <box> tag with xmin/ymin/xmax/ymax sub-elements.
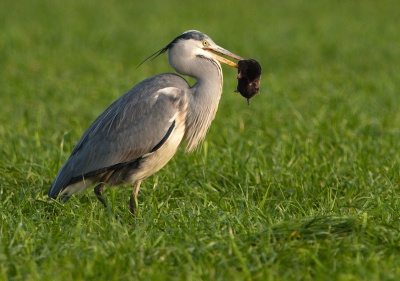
<box><xmin>234</xmin><ymin>59</ymin><xmax>262</xmax><ymax>105</ymax></box>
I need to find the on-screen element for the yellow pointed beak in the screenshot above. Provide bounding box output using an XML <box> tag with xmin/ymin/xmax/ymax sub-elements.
<box><xmin>204</xmin><ymin>46</ymin><xmax>244</xmax><ymax>68</ymax></box>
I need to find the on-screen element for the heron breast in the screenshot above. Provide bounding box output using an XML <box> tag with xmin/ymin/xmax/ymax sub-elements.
<box><xmin>125</xmin><ymin>110</ymin><xmax>187</xmax><ymax>184</ymax></box>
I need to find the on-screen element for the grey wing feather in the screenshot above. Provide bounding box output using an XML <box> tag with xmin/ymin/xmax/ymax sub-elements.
<box><xmin>49</xmin><ymin>73</ymin><xmax>189</xmax><ymax>198</ymax></box>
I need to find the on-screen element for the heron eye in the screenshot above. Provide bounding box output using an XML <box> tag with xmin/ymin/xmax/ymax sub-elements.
<box><xmin>202</xmin><ymin>40</ymin><xmax>208</xmax><ymax>46</ymax></box>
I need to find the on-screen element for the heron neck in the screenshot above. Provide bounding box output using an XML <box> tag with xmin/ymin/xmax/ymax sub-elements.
<box><xmin>184</xmin><ymin>60</ymin><xmax>223</xmax><ymax>152</ymax></box>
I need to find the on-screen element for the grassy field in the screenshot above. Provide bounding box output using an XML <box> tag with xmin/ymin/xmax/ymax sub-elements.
<box><xmin>1</xmin><ymin>0</ymin><xmax>400</xmax><ymax>280</ymax></box>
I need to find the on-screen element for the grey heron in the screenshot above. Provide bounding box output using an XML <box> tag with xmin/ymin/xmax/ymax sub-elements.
<box><xmin>48</xmin><ymin>30</ymin><xmax>245</xmax><ymax>214</ymax></box>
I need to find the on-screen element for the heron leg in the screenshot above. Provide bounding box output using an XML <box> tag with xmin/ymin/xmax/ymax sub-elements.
<box><xmin>129</xmin><ymin>180</ymin><xmax>142</xmax><ymax>215</ymax></box>
<box><xmin>94</xmin><ymin>171</ymin><xmax>113</xmax><ymax>208</ymax></box>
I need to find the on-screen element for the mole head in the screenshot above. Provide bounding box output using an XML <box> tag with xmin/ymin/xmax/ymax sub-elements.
<box><xmin>237</xmin><ymin>59</ymin><xmax>262</xmax><ymax>81</ymax></box>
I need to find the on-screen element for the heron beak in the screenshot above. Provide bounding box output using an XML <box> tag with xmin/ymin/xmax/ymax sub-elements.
<box><xmin>204</xmin><ymin>46</ymin><xmax>244</xmax><ymax>68</ymax></box>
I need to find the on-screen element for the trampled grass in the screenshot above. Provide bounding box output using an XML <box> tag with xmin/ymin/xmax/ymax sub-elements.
<box><xmin>1</xmin><ymin>0</ymin><xmax>400</xmax><ymax>280</ymax></box>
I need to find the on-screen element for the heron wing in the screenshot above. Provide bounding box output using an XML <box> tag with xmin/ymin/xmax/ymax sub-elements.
<box><xmin>49</xmin><ymin>74</ymin><xmax>189</xmax><ymax>197</ymax></box>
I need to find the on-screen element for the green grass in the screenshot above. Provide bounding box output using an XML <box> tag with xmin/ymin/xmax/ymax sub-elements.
<box><xmin>1</xmin><ymin>0</ymin><xmax>400</xmax><ymax>280</ymax></box>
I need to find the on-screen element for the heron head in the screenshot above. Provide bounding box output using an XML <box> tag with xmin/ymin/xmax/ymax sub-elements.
<box><xmin>137</xmin><ymin>30</ymin><xmax>244</xmax><ymax>78</ymax></box>
<box><xmin>166</xmin><ymin>30</ymin><xmax>244</xmax><ymax>70</ymax></box>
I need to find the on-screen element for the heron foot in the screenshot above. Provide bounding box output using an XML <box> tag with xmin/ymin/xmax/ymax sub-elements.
<box><xmin>94</xmin><ymin>182</ymin><xmax>124</xmax><ymax>224</ymax></box>
<box><xmin>94</xmin><ymin>182</ymin><xmax>107</xmax><ymax>208</ymax></box>
<box><xmin>129</xmin><ymin>180</ymin><xmax>142</xmax><ymax>216</ymax></box>
<box><xmin>93</xmin><ymin>171</ymin><xmax>114</xmax><ymax>208</ymax></box>
<box><xmin>129</xmin><ymin>196</ymin><xmax>136</xmax><ymax>215</ymax></box>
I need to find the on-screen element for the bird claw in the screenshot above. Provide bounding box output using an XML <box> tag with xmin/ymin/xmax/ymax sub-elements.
<box><xmin>129</xmin><ymin>196</ymin><xmax>136</xmax><ymax>216</ymax></box>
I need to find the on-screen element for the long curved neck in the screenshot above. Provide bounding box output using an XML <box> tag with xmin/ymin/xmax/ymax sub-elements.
<box><xmin>184</xmin><ymin>57</ymin><xmax>223</xmax><ymax>151</ymax></box>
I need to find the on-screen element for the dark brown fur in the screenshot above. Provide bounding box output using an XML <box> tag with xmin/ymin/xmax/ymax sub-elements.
<box><xmin>234</xmin><ymin>59</ymin><xmax>262</xmax><ymax>105</ymax></box>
